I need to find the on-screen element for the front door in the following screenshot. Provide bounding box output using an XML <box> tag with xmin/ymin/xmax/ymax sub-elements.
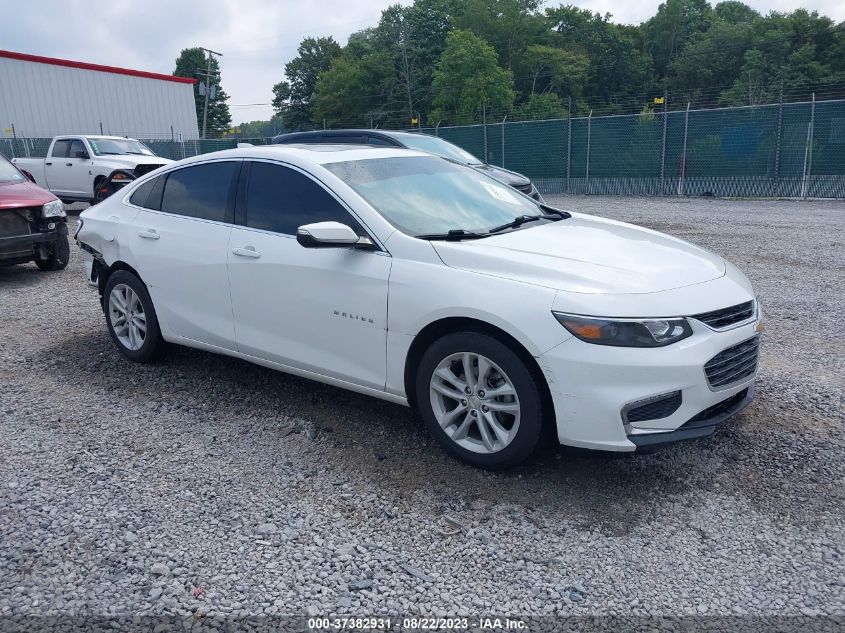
<box><xmin>227</xmin><ymin>160</ymin><xmax>391</xmax><ymax>390</ymax></box>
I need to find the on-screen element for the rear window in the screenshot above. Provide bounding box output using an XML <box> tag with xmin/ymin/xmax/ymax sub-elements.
<box><xmin>129</xmin><ymin>178</ymin><xmax>157</xmax><ymax>208</ymax></box>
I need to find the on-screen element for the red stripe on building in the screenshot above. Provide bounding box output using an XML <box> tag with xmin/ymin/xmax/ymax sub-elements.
<box><xmin>0</xmin><ymin>49</ymin><xmax>197</xmax><ymax>84</ymax></box>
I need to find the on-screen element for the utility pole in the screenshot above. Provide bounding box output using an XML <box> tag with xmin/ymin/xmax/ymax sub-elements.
<box><xmin>196</xmin><ymin>47</ymin><xmax>223</xmax><ymax>139</ymax></box>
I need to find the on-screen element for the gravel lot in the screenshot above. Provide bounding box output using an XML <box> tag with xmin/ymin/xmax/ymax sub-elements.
<box><xmin>1</xmin><ymin>197</ymin><xmax>843</xmax><ymax>626</ymax></box>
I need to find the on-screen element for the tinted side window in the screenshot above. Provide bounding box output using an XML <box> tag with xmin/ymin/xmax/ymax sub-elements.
<box><xmin>161</xmin><ymin>162</ymin><xmax>238</xmax><ymax>222</ymax></box>
<box><xmin>365</xmin><ymin>135</ymin><xmax>397</xmax><ymax>147</ymax></box>
<box><xmin>129</xmin><ymin>178</ymin><xmax>157</xmax><ymax>207</ymax></box>
<box><xmin>69</xmin><ymin>140</ymin><xmax>86</xmax><ymax>158</ymax></box>
<box><xmin>245</xmin><ymin>162</ymin><xmax>362</xmax><ymax>236</ymax></box>
<box><xmin>51</xmin><ymin>140</ymin><xmax>71</xmax><ymax>158</ymax></box>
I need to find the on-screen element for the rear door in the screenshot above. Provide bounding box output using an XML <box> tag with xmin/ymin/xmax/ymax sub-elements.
<box><xmin>227</xmin><ymin>160</ymin><xmax>391</xmax><ymax>389</ymax></box>
<box><xmin>128</xmin><ymin>160</ymin><xmax>241</xmax><ymax>350</ymax></box>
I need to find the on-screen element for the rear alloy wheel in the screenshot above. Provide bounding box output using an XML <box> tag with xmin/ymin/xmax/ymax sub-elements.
<box><xmin>104</xmin><ymin>270</ymin><xmax>168</xmax><ymax>362</ymax></box>
<box><xmin>416</xmin><ymin>332</ymin><xmax>544</xmax><ymax>469</ymax></box>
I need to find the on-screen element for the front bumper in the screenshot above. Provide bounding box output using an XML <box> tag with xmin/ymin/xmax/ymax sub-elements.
<box><xmin>0</xmin><ymin>222</ymin><xmax>67</xmax><ymax>261</ymax></box>
<box><xmin>537</xmin><ymin>313</ymin><xmax>762</xmax><ymax>452</ymax></box>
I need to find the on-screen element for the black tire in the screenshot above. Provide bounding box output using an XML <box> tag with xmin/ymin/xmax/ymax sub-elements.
<box><xmin>103</xmin><ymin>270</ymin><xmax>169</xmax><ymax>363</ymax></box>
<box><xmin>91</xmin><ymin>177</ymin><xmax>107</xmax><ymax>205</ymax></box>
<box><xmin>415</xmin><ymin>331</ymin><xmax>545</xmax><ymax>470</ymax></box>
<box><xmin>34</xmin><ymin>234</ymin><xmax>70</xmax><ymax>271</ymax></box>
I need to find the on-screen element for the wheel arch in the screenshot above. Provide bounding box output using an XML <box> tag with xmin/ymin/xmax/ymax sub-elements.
<box><xmin>97</xmin><ymin>260</ymin><xmax>145</xmax><ymax>308</ymax></box>
<box><xmin>403</xmin><ymin>317</ymin><xmax>555</xmax><ymax>422</ymax></box>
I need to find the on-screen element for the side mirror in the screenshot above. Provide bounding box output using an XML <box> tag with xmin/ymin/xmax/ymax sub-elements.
<box><xmin>75</xmin><ymin>150</ymin><xmax>89</xmax><ymax>159</ymax></box>
<box><xmin>296</xmin><ymin>221</ymin><xmax>371</xmax><ymax>249</ymax></box>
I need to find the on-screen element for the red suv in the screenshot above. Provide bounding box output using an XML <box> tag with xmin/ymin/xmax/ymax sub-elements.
<box><xmin>0</xmin><ymin>153</ymin><xmax>69</xmax><ymax>271</ymax></box>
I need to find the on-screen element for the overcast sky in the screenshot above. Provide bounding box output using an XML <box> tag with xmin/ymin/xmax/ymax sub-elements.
<box><xmin>2</xmin><ymin>0</ymin><xmax>842</xmax><ymax>125</ymax></box>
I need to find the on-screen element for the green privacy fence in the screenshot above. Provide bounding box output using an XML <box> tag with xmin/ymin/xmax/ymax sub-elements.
<box><xmin>3</xmin><ymin>99</ymin><xmax>843</xmax><ymax>197</ymax></box>
<box><xmin>423</xmin><ymin>99</ymin><xmax>845</xmax><ymax>198</ymax></box>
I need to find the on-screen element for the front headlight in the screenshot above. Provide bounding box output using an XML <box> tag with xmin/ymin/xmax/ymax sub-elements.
<box><xmin>42</xmin><ymin>199</ymin><xmax>65</xmax><ymax>218</ymax></box>
<box><xmin>553</xmin><ymin>312</ymin><xmax>693</xmax><ymax>347</ymax></box>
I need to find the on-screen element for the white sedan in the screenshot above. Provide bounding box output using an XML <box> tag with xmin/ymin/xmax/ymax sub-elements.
<box><xmin>76</xmin><ymin>145</ymin><xmax>763</xmax><ymax>469</ymax></box>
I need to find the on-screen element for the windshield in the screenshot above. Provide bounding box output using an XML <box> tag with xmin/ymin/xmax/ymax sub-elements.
<box><xmin>0</xmin><ymin>155</ymin><xmax>26</xmax><ymax>184</ymax></box>
<box><xmin>395</xmin><ymin>134</ymin><xmax>483</xmax><ymax>166</ymax></box>
<box><xmin>324</xmin><ymin>156</ymin><xmax>541</xmax><ymax>237</ymax></box>
<box><xmin>86</xmin><ymin>138</ymin><xmax>155</xmax><ymax>157</ymax></box>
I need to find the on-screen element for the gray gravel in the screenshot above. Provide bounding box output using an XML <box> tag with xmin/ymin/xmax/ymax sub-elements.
<box><xmin>0</xmin><ymin>198</ymin><xmax>843</xmax><ymax>624</ymax></box>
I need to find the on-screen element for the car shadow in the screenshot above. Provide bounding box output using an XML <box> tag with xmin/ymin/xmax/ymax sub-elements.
<box><xmin>34</xmin><ymin>330</ymin><xmax>821</xmax><ymax>536</ymax></box>
<box><xmin>0</xmin><ymin>262</ymin><xmax>51</xmax><ymax>289</ymax></box>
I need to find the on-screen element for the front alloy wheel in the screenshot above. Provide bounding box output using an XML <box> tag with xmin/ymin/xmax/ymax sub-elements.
<box><xmin>416</xmin><ymin>332</ymin><xmax>544</xmax><ymax>469</ymax></box>
<box><xmin>430</xmin><ymin>352</ymin><xmax>521</xmax><ymax>454</ymax></box>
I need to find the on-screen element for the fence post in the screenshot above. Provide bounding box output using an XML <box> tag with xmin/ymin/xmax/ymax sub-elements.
<box><xmin>801</xmin><ymin>93</ymin><xmax>816</xmax><ymax>199</ymax></box>
<box><xmin>586</xmin><ymin>109</ymin><xmax>592</xmax><ymax>195</ymax></box>
<box><xmin>678</xmin><ymin>102</ymin><xmax>690</xmax><ymax>196</ymax></box>
<box><xmin>501</xmin><ymin>115</ymin><xmax>507</xmax><ymax>168</ymax></box>
<box><xmin>659</xmin><ymin>88</ymin><xmax>668</xmax><ymax>196</ymax></box>
<box><xmin>774</xmin><ymin>78</ymin><xmax>783</xmax><ymax>197</ymax></box>
<box><xmin>482</xmin><ymin>104</ymin><xmax>488</xmax><ymax>162</ymax></box>
<box><xmin>566</xmin><ymin>97</ymin><xmax>571</xmax><ymax>194</ymax></box>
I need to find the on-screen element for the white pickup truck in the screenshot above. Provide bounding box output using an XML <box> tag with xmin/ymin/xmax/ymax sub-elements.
<box><xmin>13</xmin><ymin>136</ymin><xmax>172</xmax><ymax>205</ymax></box>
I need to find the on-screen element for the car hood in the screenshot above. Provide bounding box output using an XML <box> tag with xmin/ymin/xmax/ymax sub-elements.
<box><xmin>0</xmin><ymin>179</ymin><xmax>57</xmax><ymax>208</ymax></box>
<box><xmin>431</xmin><ymin>213</ymin><xmax>726</xmax><ymax>295</ymax></box>
<box><xmin>472</xmin><ymin>164</ymin><xmax>531</xmax><ymax>187</ymax></box>
<box><xmin>96</xmin><ymin>155</ymin><xmax>172</xmax><ymax>167</ymax></box>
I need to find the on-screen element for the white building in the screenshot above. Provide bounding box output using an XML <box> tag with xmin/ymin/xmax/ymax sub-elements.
<box><xmin>0</xmin><ymin>49</ymin><xmax>200</xmax><ymax>140</ymax></box>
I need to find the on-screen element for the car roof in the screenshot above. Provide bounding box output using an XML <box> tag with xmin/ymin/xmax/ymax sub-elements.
<box><xmin>165</xmin><ymin>144</ymin><xmax>431</xmax><ymax>167</ymax></box>
<box><xmin>273</xmin><ymin>129</ymin><xmax>433</xmax><ymax>143</ymax></box>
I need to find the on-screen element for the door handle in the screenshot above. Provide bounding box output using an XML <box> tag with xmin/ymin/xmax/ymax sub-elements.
<box><xmin>138</xmin><ymin>229</ymin><xmax>160</xmax><ymax>240</ymax></box>
<box><xmin>232</xmin><ymin>246</ymin><xmax>261</xmax><ymax>259</ymax></box>
<box><xmin>65</xmin><ymin>163</ymin><xmax>73</xmax><ymax>167</ymax></box>
<box><xmin>46</xmin><ymin>162</ymin><xmax>52</xmax><ymax>166</ymax></box>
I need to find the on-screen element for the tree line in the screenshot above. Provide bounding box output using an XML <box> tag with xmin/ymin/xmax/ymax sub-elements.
<box><xmin>274</xmin><ymin>0</ymin><xmax>844</xmax><ymax>131</ymax></box>
<box><xmin>176</xmin><ymin>0</ymin><xmax>845</xmax><ymax>135</ymax></box>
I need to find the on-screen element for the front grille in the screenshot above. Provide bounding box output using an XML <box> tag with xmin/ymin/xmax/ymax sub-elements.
<box><xmin>134</xmin><ymin>164</ymin><xmax>165</xmax><ymax>177</ymax></box>
<box><xmin>682</xmin><ymin>388</ymin><xmax>749</xmax><ymax>430</ymax></box>
<box><xmin>624</xmin><ymin>391</ymin><xmax>682</xmax><ymax>423</ymax></box>
<box><xmin>693</xmin><ymin>301</ymin><xmax>754</xmax><ymax>329</ymax></box>
<box><xmin>0</xmin><ymin>209</ymin><xmax>33</xmax><ymax>237</ymax></box>
<box><xmin>0</xmin><ymin>208</ymin><xmax>35</xmax><ymax>257</ymax></box>
<box><xmin>704</xmin><ymin>336</ymin><xmax>760</xmax><ymax>389</ymax></box>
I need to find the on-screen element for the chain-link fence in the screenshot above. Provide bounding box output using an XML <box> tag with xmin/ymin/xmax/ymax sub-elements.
<box><xmin>3</xmin><ymin>98</ymin><xmax>843</xmax><ymax>198</ymax></box>
<box><xmin>423</xmin><ymin>98</ymin><xmax>845</xmax><ymax>198</ymax></box>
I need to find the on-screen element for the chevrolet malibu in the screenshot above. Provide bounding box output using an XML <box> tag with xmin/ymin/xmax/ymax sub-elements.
<box><xmin>76</xmin><ymin>146</ymin><xmax>763</xmax><ymax>469</ymax></box>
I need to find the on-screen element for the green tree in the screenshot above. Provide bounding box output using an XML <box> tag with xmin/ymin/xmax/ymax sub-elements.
<box><xmin>430</xmin><ymin>30</ymin><xmax>514</xmax><ymax>124</ymax></box>
<box><xmin>642</xmin><ymin>0</ymin><xmax>714</xmax><ymax>80</ymax></box>
<box><xmin>173</xmin><ymin>47</ymin><xmax>231</xmax><ymax>137</ymax></box>
<box><xmin>312</xmin><ymin>54</ymin><xmax>396</xmax><ymax>127</ymax></box>
<box><xmin>546</xmin><ymin>6</ymin><xmax>656</xmax><ymax>110</ymax></box>
<box><xmin>714</xmin><ymin>1</ymin><xmax>760</xmax><ymax>25</ymax></box>
<box><xmin>519</xmin><ymin>44</ymin><xmax>588</xmax><ymax>98</ymax></box>
<box><xmin>516</xmin><ymin>93</ymin><xmax>568</xmax><ymax>119</ymax></box>
<box><xmin>453</xmin><ymin>0</ymin><xmax>547</xmax><ymax>69</ymax></box>
<box><xmin>369</xmin><ymin>0</ymin><xmax>457</xmax><ymax>121</ymax></box>
<box><xmin>272</xmin><ymin>37</ymin><xmax>342</xmax><ymax>130</ymax></box>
